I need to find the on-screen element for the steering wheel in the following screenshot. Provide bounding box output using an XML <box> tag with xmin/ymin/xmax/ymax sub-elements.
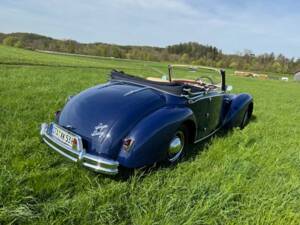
<box><xmin>195</xmin><ymin>76</ymin><xmax>214</xmax><ymax>85</ymax></box>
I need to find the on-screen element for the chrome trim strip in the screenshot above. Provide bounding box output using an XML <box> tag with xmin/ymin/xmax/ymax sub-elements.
<box><xmin>96</xmin><ymin>81</ymin><xmax>123</xmax><ymax>90</ymax></box>
<box><xmin>40</xmin><ymin>123</ymin><xmax>119</xmax><ymax>175</ymax></box>
<box><xmin>188</xmin><ymin>93</ymin><xmax>225</xmax><ymax>104</ymax></box>
<box><xmin>194</xmin><ymin>127</ymin><xmax>221</xmax><ymax>144</ymax></box>
<box><xmin>169</xmin><ymin>64</ymin><xmax>221</xmax><ymax>73</ymax></box>
<box><xmin>124</xmin><ymin>87</ymin><xmax>150</xmax><ymax>96</ymax></box>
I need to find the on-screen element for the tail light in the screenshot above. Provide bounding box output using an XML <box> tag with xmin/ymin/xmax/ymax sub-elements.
<box><xmin>71</xmin><ymin>138</ymin><xmax>78</xmax><ymax>150</ymax></box>
<box><xmin>123</xmin><ymin>138</ymin><xmax>134</xmax><ymax>152</ymax></box>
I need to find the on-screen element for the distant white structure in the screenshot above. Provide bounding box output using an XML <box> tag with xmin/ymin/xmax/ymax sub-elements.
<box><xmin>234</xmin><ymin>71</ymin><xmax>268</xmax><ymax>80</ymax></box>
<box><xmin>295</xmin><ymin>72</ymin><xmax>300</xmax><ymax>81</ymax></box>
<box><xmin>281</xmin><ymin>77</ymin><xmax>289</xmax><ymax>81</ymax></box>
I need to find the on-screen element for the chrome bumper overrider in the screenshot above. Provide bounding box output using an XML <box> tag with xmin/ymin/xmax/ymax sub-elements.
<box><xmin>40</xmin><ymin>123</ymin><xmax>119</xmax><ymax>175</ymax></box>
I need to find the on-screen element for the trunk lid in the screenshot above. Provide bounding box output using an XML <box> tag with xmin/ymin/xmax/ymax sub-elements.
<box><xmin>58</xmin><ymin>82</ymin><xmax>165</xmax><ymax>158</ymax></box>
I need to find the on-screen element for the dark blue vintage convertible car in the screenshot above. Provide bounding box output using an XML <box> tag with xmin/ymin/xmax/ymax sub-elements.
<box><xmin>40</xmin><ymin>65</ymin><xmax>253</xmax><ymax>175</ymax></box>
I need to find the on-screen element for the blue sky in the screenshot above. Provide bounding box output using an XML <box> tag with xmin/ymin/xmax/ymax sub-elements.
<box><xmin>0</xmin><ymin>0</ymin><xmax>299</xmax><ymax>58</ymax></box>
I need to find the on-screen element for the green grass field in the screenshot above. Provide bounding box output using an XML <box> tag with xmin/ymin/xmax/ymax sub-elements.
<box><xmin>1</xmin><ymin>45</ymin><xmax>300</xmax><ymax>225</ymax></box>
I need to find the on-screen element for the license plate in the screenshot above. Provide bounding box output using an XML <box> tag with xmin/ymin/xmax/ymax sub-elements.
<box><xmin>51</xmin><ymin>124</ymin><xmax>80</xmax><ymax>150</ymax></box>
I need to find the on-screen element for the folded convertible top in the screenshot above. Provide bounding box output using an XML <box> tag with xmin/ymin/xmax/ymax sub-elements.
<box><xmin>110</xmin><ymin>70</ymin><xmax>185</xmax><ymax>96</ymax></box>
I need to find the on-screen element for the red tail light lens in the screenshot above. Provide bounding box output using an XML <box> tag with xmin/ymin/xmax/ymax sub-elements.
<box><xmin>72</xmin><ymin>138</ymin><xmax>78</xmax><ymax>150</ymax></box>
<box><xmin>123</xmin><ymin>138</ymin><xmax>134</xmax><ymax>152</ymax></box>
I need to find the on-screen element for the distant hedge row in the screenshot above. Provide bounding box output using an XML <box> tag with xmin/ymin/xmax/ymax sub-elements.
<box><xmin>0</xmin><ymin>32</ymin><xmax>299</xmax><ymax>74</ymax></box>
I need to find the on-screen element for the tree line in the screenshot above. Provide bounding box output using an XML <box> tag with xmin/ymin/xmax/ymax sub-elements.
<box><xmin>1</xmin><ymin>32</ymin><xmax>299</xmax><ymax>74</ymax></box>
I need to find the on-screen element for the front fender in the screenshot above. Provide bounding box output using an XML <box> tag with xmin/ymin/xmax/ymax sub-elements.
<box><xmin>117</xmin><ymin>106</ymin><xmax>195</xmax><ymax>168</ymax></box>
<box><xmin>223</xmin><ymin>93</ymin><xmax>253</xmax><ymax>127</ymax></box>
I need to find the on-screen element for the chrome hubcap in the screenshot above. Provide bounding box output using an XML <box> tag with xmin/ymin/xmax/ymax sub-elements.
<box><xmin>168</xmin><ymin>131</ymin><xmax>185</xmax><ymax>162</ymax></box>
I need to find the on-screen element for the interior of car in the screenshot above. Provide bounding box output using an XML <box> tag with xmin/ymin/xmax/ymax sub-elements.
<box><xmin>110</xmin><ymin>70</ymin><xmax>219</xmax><ymax>96</ymax></box>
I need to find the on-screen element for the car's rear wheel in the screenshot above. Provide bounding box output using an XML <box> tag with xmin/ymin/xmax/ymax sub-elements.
<box><xmin>167</xmin><ymin>125</ymin><xmax>188</xmax><ymax>163</ymax></box>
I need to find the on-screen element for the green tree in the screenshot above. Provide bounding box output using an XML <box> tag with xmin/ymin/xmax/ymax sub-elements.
<box><xmin>272</xmin><ymin>61</ymin><xmax>282</xmax><ymax>73</ymax></box>
<box><xmin>3</xmin><ymin>36</ymin><xmax>18</xmax><ymax>46</ymax></box>
<box><xmin>180</xmin><ymin>53</ymin><xmax>189</xmax><ymax>63</ymax></box>
<box><xmin>14</xmin><ymin>40</ymin><xmax>24</xmax><ymax>48</ymax></box>
<box><xmin>229</xmin><ymin>61</ymin><xmax>238</xmax><ymax>69</ymax></box>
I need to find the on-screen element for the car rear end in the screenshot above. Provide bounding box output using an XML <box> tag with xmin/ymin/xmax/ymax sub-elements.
<box><xmin>40</xmin><ymin>123</ymin><xmax>119</xmax><ymax>175</ymax></box>
<box><xmin>40</xmin><ymin>81</ymin><xmax>166</xmax><ymax>175</ymax></box>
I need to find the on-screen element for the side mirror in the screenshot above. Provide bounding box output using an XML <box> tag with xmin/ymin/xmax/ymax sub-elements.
<box><xmin>226</xmin><ymin>85</ymin><xmax>233</xmax><ymax>92</ymax></box>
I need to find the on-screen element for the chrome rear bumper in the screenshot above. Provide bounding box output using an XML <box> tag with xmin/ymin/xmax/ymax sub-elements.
<box><xmin>40</xmin><ymin>123</ymin><xmax>119</xmax><ymax>175</ymax></box>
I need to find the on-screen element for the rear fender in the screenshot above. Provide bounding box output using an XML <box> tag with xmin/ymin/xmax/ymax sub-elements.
<box><xmin>117</xmin><ymin>106</ymin><xmax>195</xmax><ymax>168</ymax></box>
<box><xmin>223</xmin><ymin>94</ymin><xmax>253</xmax><ymax>127</ymax></box>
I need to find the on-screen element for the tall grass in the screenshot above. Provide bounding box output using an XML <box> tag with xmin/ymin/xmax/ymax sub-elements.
<box><xmin>1</xmin><ymin>45</ymin><xmax>300</xmax><ymax>224</ymax></box>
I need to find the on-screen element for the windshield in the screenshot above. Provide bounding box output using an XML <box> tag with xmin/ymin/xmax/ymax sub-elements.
<box><xmin>123</xmin><ymin>63</ymin><xmax>222</xmax><ymax>91</ymax></box>
<box><xmin>169</xmin><ymin>65</ymin><xmax>221</xmax><ymax>86</ymax></box>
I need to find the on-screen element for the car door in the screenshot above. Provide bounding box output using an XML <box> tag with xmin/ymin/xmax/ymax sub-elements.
<box><xmin>189</xmin><ymin>92</ymin><xmax>224</xmax><ymax>141</ymax></box>
<box><xmin>205</xmin><ymin>92</ymin><xmax>224</xmax><ymax>134</ymax></box>
<box><xmin>188</xmin><ymin>96</ymin><xmax>211</xmax><ymax>140</ymax></box>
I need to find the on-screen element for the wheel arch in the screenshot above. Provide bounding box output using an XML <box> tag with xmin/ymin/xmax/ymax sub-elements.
<box><xmin>223</xmin><ymin>93</ymin><xmax>253</xmax><ymax>128</ymax></box>
<box><xmin>116</xmin><ymin>106</ymin><xmax>195</xmax><ymax>168</ymax></box>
